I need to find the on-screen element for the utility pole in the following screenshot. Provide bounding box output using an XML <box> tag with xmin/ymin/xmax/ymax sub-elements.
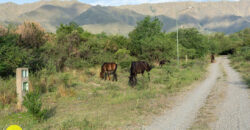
<box><xmin>175</xmin><ymin>6</ymin><xmax>193</xmax><ymax>67</ymax></box>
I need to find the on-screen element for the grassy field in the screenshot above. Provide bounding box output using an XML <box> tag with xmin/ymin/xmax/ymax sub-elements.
<box><xmin>0</xmin><ymin>59</ymin><xmax>208</xmax><ymax>129</ymax></box>
<box><xmin>230</xmin><ymin>56</ymin><xmax>250</xmax><ymax>87</ymax></box>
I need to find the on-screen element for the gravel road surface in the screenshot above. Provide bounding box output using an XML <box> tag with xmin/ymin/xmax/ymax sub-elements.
<box><xmin>145</xmin><ymin>57</ymin><xmax>250</xmax><ymax>130</ymax></box>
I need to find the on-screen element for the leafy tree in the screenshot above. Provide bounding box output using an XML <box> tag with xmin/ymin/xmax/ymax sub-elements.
<box><xmin>0</xmin><ymin>34</ymin><xmax>30</xmax><ymax>77</ymax></box>
<box><xmin>79</xmin><ymin>36</ymin><xmax>114</xmax><ymax>65</ymax></box>
<box><xmin>140</xmin><ymin>34</ymin><xmax>175</xmax><ymax>61</ymax></box>
<box><xmin>229</xmin><ymin>28</ymin><xmax>250</xmax><ymax>60</ymax></box>
<box><xmin>55</xmin><ymin>22</ymin><xmax>87</xmax><ymax>70</ymax></box>
<box><xmin>115</xmin><ymin>48</ymin><xmax>137</xmax><ymax>69</ymax></box>
<box><xmin>56</xmin><ymin>22</ymin><xmax>84</xmax><ymax>37</ymax></box>
<box><xmin>176</xmin><ymin>28</ymin><xmax>208</xmax><ymax>58</ymax></box>
<box><xmin>105</xmin><ymin>35</ymin><xmax>129</xmax><ymax>53</ymax></box>
<box><xmin>128</xmin><ymin>16</ymin><xmax>163</xmax><ymax>56</ymax></box>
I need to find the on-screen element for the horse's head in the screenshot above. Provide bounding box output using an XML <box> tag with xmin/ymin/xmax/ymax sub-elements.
<box><xmin>128</xmin><ymin>75</ymin><xmax>136</xmax><ymax>87</ymax></box>
<box><xmin>149</xmin><ymin>65</ymin><xmax>154</xmax><ymax>71</ymax></box>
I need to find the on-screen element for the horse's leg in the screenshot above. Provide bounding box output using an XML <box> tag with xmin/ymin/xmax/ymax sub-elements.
<box><xmin>113</xmin><ymin>73</ymin><xmax>117</xmax><ymax>81</ymax></box>
<box><xmin>129</xmin><ymin>76</ymin><xmax>132</xmax><ymax>86</ymax></box>
<box><xmin>104</xmin><ymin>72</ymin><xmax>107</xmax><ymax>80</ymax></box>
<box><xmin>108</xmin><ymin>73</ymin><xmax>111</xmax><ymax>80</ymax></box>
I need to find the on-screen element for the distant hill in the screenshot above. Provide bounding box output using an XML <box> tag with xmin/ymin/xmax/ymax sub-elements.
<box><xmin>0</xmin><ymin>0</ymin><xmax>249</xmax><ymax>34</ymax></box>
<box><xmin>74</xmin><ymin>6</ymin><xmax>145</xmax><ymax>26</ymax></box>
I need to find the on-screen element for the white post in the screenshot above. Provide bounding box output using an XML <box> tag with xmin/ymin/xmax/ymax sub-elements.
<box><xmin>16</xmin><ymin>68</ymin><xmax>29</xmax><ymax>110</ymax></box>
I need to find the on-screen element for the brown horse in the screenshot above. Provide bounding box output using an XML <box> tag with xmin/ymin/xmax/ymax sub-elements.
<box><xmin>211</xmin><ymin>53</ymin><xmax>215</xmax><ymax>63</ymax></box>
<box><xmin>100</xmin><ymin>62</ymin><xmax>118</xmax><ymax>81</ymax></box>
<box><xmin>129</xmin><ymin>61</ymin><xmax>153</xmax><ymax>86</ymax></box>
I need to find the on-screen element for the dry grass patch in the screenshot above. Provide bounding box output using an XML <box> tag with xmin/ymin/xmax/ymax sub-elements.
<box><xmin>0</xmin><ymin>59</ymin><xmax>208</xmax><ymax>129</ymax></box>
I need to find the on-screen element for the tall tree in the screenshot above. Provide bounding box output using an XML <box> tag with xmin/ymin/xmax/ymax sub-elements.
<box><xmin>128</xmin><ymin>16</ymin><xmax>163</xmax><ymax>56</ymax></box>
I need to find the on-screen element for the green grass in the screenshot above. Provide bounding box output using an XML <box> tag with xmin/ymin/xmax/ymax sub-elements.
<box><xmin>0</xmin><ymin>112</ymin><xmax>38</xmax><ymax>129</ymax></box>
<box><xmin>0</xmin><ymin>59</ymin><xmax>208</xmax><ymax>129</ymax></box>
<box><xmin>230</xmin><ymin>56</ymin><xmax>250</xmax><ymax>87</ymax></box>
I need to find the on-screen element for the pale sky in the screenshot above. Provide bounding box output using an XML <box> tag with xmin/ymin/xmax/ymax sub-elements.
<box><xmin>0</xmin><ymin>0</ymin><xmax>240</xmax><ymax>6</ymax></box>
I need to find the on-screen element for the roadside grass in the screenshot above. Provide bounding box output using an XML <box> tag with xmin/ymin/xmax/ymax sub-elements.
<box><xmin>230</xmin><ymin>56</ymin><xmax>250</xmax><ymax>87</ymax></box>
<box><xmin>0</xmin><ymin>59</ymin><xmax>208</xmax><ymax>129</ymax></box>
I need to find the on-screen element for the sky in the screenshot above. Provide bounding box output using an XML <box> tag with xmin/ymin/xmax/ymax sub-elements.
<box><xmin>0</xmin><ymin>0</ymin><xmax>240</xmax><ymax>6</ymax></box>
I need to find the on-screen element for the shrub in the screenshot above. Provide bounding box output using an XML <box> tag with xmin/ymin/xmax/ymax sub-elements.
<box><xmin>16</xmin><ymin>21</ymin><xmax>46</xmax><ymax>49</ymax></box>
<box><xmin>23</xmin><ymin>92</ymin><xmax>47</xmax><ymax>121</ymax></box>
<box><xmin>0</xmin><ymin>78</ymin><xmax>16</xmax><ymax>106</ymax></box>
<box><xmin>115</xmin><ymin>49</ymin><xmax>137</xmax><ymax>69</ymax></box>
<box><xmin>57</xmin><ymin>85</ymin><xmax>76</xmax><ymax>97</ymax></box>
<box><xmin>0</xmin><ymin>25</ymin><xmax>7</xmax><ymax>36</ymax></box>
<box><xmin>239</xmin><ymin>47</ymin><xmax>250</xmax><ymax>61</ymax></box>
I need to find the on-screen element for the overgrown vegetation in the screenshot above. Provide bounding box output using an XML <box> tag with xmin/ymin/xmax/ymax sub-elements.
<box><xmin>0</xmin><ymin>16</ymin><xmax>249</xmax><ymax>129</ymax></box>
<box><xmin>228</xmin><ymin>29</ymin><xmax>250</xmax><ymax>87</ymax></box>
<box><xmin>23</xmin><ymin>92</ymin><xmax>47</xmax><ymax>121</ymax></box>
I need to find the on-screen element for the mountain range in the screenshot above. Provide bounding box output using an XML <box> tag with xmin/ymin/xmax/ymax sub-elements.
<box><xmin>0</xmin><ymin>0</ymin><xmax>249</xmax><ymax>34</ymax></box>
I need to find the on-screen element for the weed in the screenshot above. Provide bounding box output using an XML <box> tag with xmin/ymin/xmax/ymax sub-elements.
<box><xmin>105</xmin><ymin>83</ymin><xmax>119</xmax><ymax>90</ymax></box>
<box><xmin>57</xmin><ymin>85</ymin><xmax>76</xmax><ymax>97</ymax></box>
<box><xmin>23</xmin><ymin>92</ymin><xmax>47</xmax><ymax>121</ymax></box>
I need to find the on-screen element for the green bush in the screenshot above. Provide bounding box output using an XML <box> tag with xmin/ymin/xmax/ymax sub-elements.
<box><xmin>23</xmin><ymin>92</ymin><xmax>47</xmax><ymax>121</ymax></box>
<box><xmin>239</xmin><ymin>47</ymin><xmax>250</xmax><ymax>61</ymax></box>
<box><xmin>0</xmin><ymin>34</ymin><xmax>31</xmax><ymax>77</ymax></box>
<box><xmin>115</xmin><ymin>49</ymin><xmax>137</xmax><ymax>69</ymax></box>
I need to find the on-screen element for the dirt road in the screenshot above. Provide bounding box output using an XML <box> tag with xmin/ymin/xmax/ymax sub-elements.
<box><xmin>145</xmin><ymin>57</ymin><xmax>250</xmax><ymax>130</ymax></box>
<box><xmin>213</xmin><ymin>57</ymin><xmax>250</xmax><ymax>130</ymax></box>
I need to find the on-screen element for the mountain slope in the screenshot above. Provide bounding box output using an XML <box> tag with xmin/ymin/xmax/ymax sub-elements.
<box><xmin>119</xmin><ymin>1</ymin><xmax>250</xmax><ymax>19</ymax></box>
<box><xmin>0</xmin><ymin>1</ymin><xmax>249</xmax><ymax>34</ymax></box>
<box><xmin>73</xmin><ymin>6</ymin><xmax>145</xmax><ymax>26</ymax></box>
<box><xmin>0</xmin><ymin>1</ymin><xmax>90</xmax><ymax>22</ymax></box>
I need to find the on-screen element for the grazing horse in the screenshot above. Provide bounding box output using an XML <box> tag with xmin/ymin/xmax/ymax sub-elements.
<box><xmin>129</xmin><ymin>61</ymin><xmax>152</xmax><ymax>86</ymax></box>
<box><xmin>159</xmin><ymin>60</ymin><xmax>170</xmax><ymax>67</ymax></box>
<box><xmin>211</xmin><ymin>53</ymin><xmax>215</xmax><ymax>63</ymax></box>
<box><xmin>100</xmin><ymin>62</ymin><xmax>118</xmax><ymax>81</ymax></box>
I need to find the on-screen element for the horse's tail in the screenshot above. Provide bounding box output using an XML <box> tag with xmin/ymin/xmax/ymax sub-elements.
<box><xmin>113</xmin><ymin>63</ymin><xmax>118</xmax><ymax>81</ymax></box>
<box><xmin>100</xmin><ymin>63</ymin><xmax>106</xmax><ymax>78</ymax></box>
